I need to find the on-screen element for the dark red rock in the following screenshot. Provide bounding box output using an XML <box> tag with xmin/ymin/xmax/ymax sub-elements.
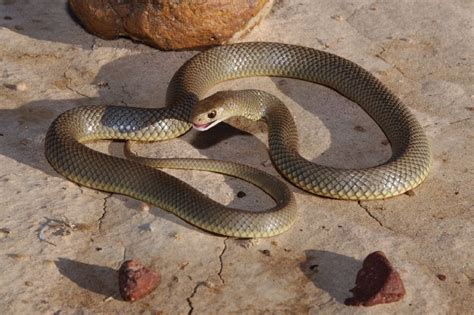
<box><xmin>118</xmin><ymin>260</ymin><xmax>160</xmax><ymax>302</ymax></box>
<box><xmin>345</xmin><ymin>251</ymin><xmax>406</xmax><ymax>306</ymax></box>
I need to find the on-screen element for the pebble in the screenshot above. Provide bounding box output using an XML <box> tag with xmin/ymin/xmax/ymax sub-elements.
<box><xmin>354</xmin><ymin>125</ymin><xmax>366</xmax><ymax>132</ymax></box>
<box><xmin>237</xmin><ymin>238</ymin><xmax>260</xmax><ymax>248</ymax></box>
<box><xmin>7</xmin><ymin>253</ymin><xmax>29</xmax><ymax>261</ymax></box>
<box><xmin>0</xmin><ymin>227</ymin><xmax>11</xmax><ymax>237</ymax></box>
<box><xmin>405</xmin><ymin>190</ymin><xmax>416</xmax><ymax>197</ymax></box>
<box><xmin>118</xmin><ymin>260</ymin><xmax>160</xmax><ymax>302</ymax></box>
<box><xmin>4</xmin><ymin>81</ymin><xmax>28</xmax><ymax>91</ymax></box>
<box><xmin>436</xmin><ymin>274</ymin><xmax>447</xmax><ymax>281</ymax></box>
<box><xmin>261</xmin><ymin>160</ymin><xmax>272</xmax><ymax>167</ymax></box>
<box><xmin>331</xmin><ymin>15</ymin><xmax>344</xmax><ymax>21</ymax></box>
<box><xmin>345</xmin><ymin>251</ymin><xmax>405</xmax><ymax>306</ymax></box>
<box><xmin>399</xmin><ymin>37</ymin><xmax>414</xmax><ymax>43</ymax></box>
<box><xmin>139</xmin><ymin>202</ymin><xmax>150</xmax><ymax>212</ymax></box>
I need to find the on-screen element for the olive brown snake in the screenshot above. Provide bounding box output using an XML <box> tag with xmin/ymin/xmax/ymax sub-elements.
<box><xmin>45</xmin><ymin>42</ymin><xmax>431</xmax><ymax>237</ymax></box>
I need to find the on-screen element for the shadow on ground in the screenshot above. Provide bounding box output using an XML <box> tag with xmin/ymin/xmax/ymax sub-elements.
<box><xmin>0</xmin><ymin>0</ymin><xmax>119</xmax><ymax>49</ymax></box>
<box><xmin>271</xmin><ymin>77</ymin><xmax>391</xmax><ymax>169</ymax></box>
<box><xmin>55</xmin><ymin>257</ymin><xmax>119</xmax><ymax>299</ymax></box>
<box><xmin>299</xmin><ymin>250</ymin><xmax>361</xmax><ymax>304</ymax></box>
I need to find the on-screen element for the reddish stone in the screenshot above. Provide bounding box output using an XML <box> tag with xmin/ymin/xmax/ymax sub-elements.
<box><xmin>118</xmin><ymin>260</ymin><xmax>160</xmax><ymax>302</ymax></box>
<box><xmin>345</xmin><ymin>251</ymin><xmax>406</xmax><ymax>306</ymax></box>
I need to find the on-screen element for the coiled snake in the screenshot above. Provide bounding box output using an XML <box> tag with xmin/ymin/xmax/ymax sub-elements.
<box><xmin>45</xmin><ymin>42</ymin><xmax>431</xmax><ymax>238</ymax></box>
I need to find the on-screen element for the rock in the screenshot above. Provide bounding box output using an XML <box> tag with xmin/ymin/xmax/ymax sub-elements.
<box><xmin>345</xmin><ymin>251</ymin><xmax>406</xmax><ymax>306</ymax></box>
<box><xmin>436</xmin><ymin>274</ymin><xmax>447</xmax><ymax>281</ymax></box>
<box><xmin>68</xmin><ymin>0</ymin><xmax>273</xmax><ymax>50</ymax></box>
<box><xmin>118</xmin><ymin>260</ymin><xmax>160</xmax><ymax>302</ymax></box>
<box><xmin>4</xmin><ymin>81</ymin><xmax>28</xmax><ymax>91</ymax></box>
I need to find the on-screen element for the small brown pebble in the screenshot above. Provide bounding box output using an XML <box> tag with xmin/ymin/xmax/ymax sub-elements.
<box><xmin>203</xmin><ymin>280</ymin><xmax>216</xmax><ymax>289</ymax></box>
<box><xmin>118</xmin><ymin>260</ymin><xmax>160</xmax><ymax>302</ymax></box>
<box><xmin>331</xmin><ymin>15</ymin><xmax>344</xmax><ymax>21</ymax></box>
<box><xmin>24</xmin><ymin>281</ymin><xmax>33</xmax><ymax>286</ymax></box>
<box><xmin>399</xmin><ymin>37</ymin><xmax>413</xmax><ymax>43</ymax></box>
<box><xmin>16</xmin><ymin>81</ymin><xmax>28</xmax><ymax>91</ymax></box>
<box><xmin>139</xmin><ymin>202</ymin><xmax>151</xmax><ymax>212</ymax></box>
<box><xmin>7</xmin><ymin>253</ymin><xmax>28</xmax><ymax>261</ymax></box>
<box><xmin>0</xmin><ymin>227</ymin><xmax>11</xmax><ymax>234</ymax></box>
<box><xmin>405</xmin><ymin>190</ymin><xmax>416</xmax><ymax>197</ymax></box>
<box><xmin>179</xmin><ymin>262</ymin><xmax>189</xmax><ymax>270</ymax></box>
<box><xmin>42</xmin><ymin>259</ymin><xmax>55</xmax><ymax>268</ymax></box>
<box><xmin>261</xmin><ymin>160</ymin><xmax>272</xmax><ymax>167</ymax></box>
<box><xmin>260</xmin><ymin>249</ymin><xmax>271</xmax><ymax>256</ymax></box>
<box><xmin>354</xmin><ymin>125</ymin><xmax>366</xmax><ymax>132</ymax></box>
<box><xmin>169</xmin><ymin>232</ymin><xmax>181</xmax><ymax>240</ymax></box>
<box><xmin>237</xmin><ymin>238</ymin><xmax>260</xmax><ymax>248</ymax></box>
<box><xmin>436</xmin><ymin>274</ymin><xmax>447</xmax><ymax>281</ymax></box>
<box><xmin>237</xmin><ymin>191</ymin><xmax>246</xmax><ymax>198</ymax></box>
<box><xmin>4</xmin><ymin>81</ymin><xmax>28</xmax><ymax>91</ymax></box>
<box><xmin>345</xmin><ymin>251</ymin><xmax>406</xmax><ymax>306</ymax></box>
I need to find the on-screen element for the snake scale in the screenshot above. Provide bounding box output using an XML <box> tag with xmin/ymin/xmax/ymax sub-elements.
<box><xmin>45</xmin><ymin>42</ymin><xmax>431</xmax><ymax>238</ymax></box>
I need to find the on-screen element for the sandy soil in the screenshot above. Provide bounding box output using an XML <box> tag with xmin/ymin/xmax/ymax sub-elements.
<box><xmin>0</xmin><ymin>0</ymin><xmax>472</xmax><ymax>313</ymax></box>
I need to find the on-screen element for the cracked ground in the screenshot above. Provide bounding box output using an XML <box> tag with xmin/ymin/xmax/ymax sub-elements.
<box><xmin>0</xmin><ymin>0</ymin><xmax>473</xmax><ymax>313</ymax></box>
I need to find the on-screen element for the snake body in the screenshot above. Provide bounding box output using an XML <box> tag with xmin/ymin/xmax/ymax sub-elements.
<box><xmin>45</xmin><ymin>42</ymin><xmax>431</xmax><ymax>237</ymax></box>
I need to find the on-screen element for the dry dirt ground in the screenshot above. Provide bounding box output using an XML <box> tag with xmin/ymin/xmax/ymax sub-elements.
<box><xmin>0</xmin><ymin>0</ymin><xmax>472</xmax><ymax>314</ymax></box>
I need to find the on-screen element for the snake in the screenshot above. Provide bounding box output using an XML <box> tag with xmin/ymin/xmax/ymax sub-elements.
<box><xmin>45</xmin><ymin>42</ymin><xmax>431</xmax><ymax>238</ymax></box>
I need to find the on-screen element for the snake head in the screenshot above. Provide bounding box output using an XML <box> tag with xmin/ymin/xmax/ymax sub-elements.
<box><xmin>191</xmin><ymin>91</ymin><xmax>239</xmax><ymax>131</ymax></box>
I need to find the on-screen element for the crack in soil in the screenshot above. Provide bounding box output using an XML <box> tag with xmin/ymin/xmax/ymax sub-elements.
<box><xmin>358</xmin><ymin>201</ymin><xmax>391</xmax><ymax>230</ymax></box>
<box><xmin>187</xmin><ymin>238</ymin><xmax>228</xmax><ymax>314</ymax></box>
<box><xmin>63</xmin><ymin>64</ymin><xmax>92</xmax><ymax>99</ymax></box>
<box><xmin>98</xmin><ymin>193</ymin><xmax>112</xmax><ymax>232</ymax></box>
<box><xmin>186</xmin><ymin>281</ymin><xmax>205</xmax><ymax>315</ymax></box>
<box><xmin>218</xmin><ymin>237</ymin><xmax>228</xmax><ymax>284</ymax></box>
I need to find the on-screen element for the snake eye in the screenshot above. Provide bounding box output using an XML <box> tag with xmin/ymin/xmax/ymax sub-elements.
<box><xmin>207</xmin><ymin>110</ymin><xmax>217</xmax><ymax>119</ymax></box>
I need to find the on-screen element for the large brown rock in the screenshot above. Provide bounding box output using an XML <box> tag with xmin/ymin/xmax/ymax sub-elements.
<box><xmin>68</xmin><ymin>0</ymin><xmax>273</xmax><ymax>50</ymax></box>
